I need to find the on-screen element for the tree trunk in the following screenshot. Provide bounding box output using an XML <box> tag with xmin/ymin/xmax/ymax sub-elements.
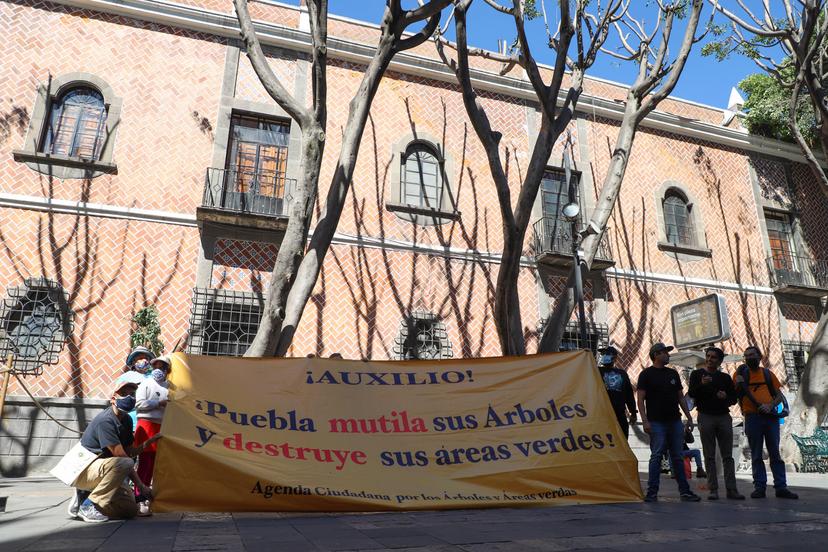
<box><xmin>272</xmin><ymin>33</ymin><xmax>398</xmax><ymax>356</ymax></box>
<box><xmin>781</xmin><ymin>306</ymin><xmax>828</xmax><ymax>464</ymax></box>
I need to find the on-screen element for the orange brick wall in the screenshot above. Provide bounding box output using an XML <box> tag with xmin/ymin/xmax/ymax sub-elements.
<box><xmin>1</xmin><ymin>0</ymin><xmax>825</xmax><ymax>403</ymax></box>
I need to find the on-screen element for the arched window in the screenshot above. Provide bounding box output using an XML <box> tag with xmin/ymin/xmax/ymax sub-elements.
<box><xmin>401</xmin><ymin>143</ymin><xmax>443</xmax><ymax>209</ymax></box>
<box><xmin>42</xmin><ymin>87</ymin><xmax>107</xmax><ymax>160</ymax></box>
<box><xmin>663</xmin><ymin>189</ymin><xmax>695</xmax><ymax>247</ymax></box>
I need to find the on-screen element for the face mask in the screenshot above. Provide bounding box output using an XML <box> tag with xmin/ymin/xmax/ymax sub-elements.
<box><xmin>151</xmin><ymin>368</ymin><xmax>167</xmax><ymax>383</ymax></box>
<box><xmin>746</xmin><ymin>358</ymin><xmax>760</xmax><ymax>369</ymax></box>
<box><xmin>134</xmin><ymin>359</ymin><xmax>149</xmax><ymax>372</ymax></box>
<box><xmin>600</xmin><ymin>355</ymin><xmax>615</xmax><ymax>366</ymax></box>
<box><xmin>115</xmin><ymin>395</ymin><xmax>136</xmax><ymax>413</ymax></box>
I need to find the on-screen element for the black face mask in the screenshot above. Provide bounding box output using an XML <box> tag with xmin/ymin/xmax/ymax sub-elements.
<box><xmin>115</xmin><ymin>395</ymin><xmax>136</xmax><ymax>413</ymax></box>
<box><xmin>745</xmin><ymin>358</ymin><xmax>761</xmax><ymax>370</ymax></box>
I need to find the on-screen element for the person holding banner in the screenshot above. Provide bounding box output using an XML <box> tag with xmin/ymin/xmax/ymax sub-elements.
<box><xmin>133</xmin><ymin>355</ymin><xmax>171</xmax><ymax>516</ymax></box>
<box><xmin>67</xmin><ymin>374</ymin><xmax>161</xmax><ymax>522</ymax></box>
<box><xmin>636</xmin><ymin>342</ymin><xmax>701</xmax><ymax>503</ymax></box>
<box><xmin>597</xmin><ymin>346</ymin><xmax>637</xmax><ymax>439</ymax></box>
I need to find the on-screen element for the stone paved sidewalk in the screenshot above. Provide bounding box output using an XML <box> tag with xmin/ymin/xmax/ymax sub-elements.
<box><xmin>2</xmin><ymin>474</ymin><xmax>828</xmax><ymax>551</ymax></box>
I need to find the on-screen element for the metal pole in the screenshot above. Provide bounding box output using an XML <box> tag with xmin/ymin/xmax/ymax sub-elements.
<box><xmin>564</xmin><ymin>152</ymin><xmax>588</xmax><ymax>348</ymax></box>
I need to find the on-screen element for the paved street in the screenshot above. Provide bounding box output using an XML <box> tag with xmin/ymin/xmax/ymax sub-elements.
<box><xmin>2</xmin><ymin>473</ymin><xmax>828</xmax><ymax>551</ymax></box>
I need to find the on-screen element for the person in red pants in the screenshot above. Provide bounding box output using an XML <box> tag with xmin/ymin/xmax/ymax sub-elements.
<box><xmin>133</xmin><ymin>355</ymin><xmax>170</xmax><ymax>516</ymax></box>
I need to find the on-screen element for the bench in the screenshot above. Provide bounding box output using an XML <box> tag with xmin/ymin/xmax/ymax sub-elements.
<box><xmin>792</xmin><ymin>427</ymin><xmax>828</xmax><ymax>473</ymax></box>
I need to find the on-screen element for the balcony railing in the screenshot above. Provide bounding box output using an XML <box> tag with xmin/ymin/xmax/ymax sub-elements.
<box><xmin>767</xmin><ymin>255</ymin><xmax>828</xmax><ymax>295</ymax></box>
<box><xmin>202</xmin><ymin>167</ymin><xmax>295</xmax><ymax>218</ymax></box>
<box><xmin>532</xmin><ymin>216</ymin><xmax>613</xmax><ymax>268</ymax></box>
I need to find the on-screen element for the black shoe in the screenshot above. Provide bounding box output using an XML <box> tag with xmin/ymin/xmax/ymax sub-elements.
<box><xmin>751</xmin><ymin>489</ymin><xmax>766</xmax><ymax>499</ymax></box>
<box><xmin>696</xmin><ymin>469</ymin><xmax>707</xmax><ymax>479</ymax></box>
<box><xmin>708</xmin><ymin>491</ymin><xmax>719</xmax><ymax>500</ymax></box>
<box><xmin>726</xmin><ymin>491</ymin><xmax>745</xmax><ymax>500</ymax></box>
<box><xmin>775</xmin><ymin>488</ymin><xmax>799</xmax><ymax>500</ymax></box>
<box><xmin>680</xmin><ymin>492</ymin><xmax>702</xmax><ymax>502</ymax></box>
<box><xmin>644</xmin><ymin>493</ymin><xmax>658</xmax><ymax>503</ymax></box>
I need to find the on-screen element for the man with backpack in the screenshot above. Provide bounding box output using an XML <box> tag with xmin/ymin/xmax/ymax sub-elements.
<box><xmin>734</xmin><ymin>346</ymin><xmax>798</xmax><ymax>499</ymax></box>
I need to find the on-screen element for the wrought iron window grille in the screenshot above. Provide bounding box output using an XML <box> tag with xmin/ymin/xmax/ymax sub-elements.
<box><xmin>0</xmin><ymin>278</ymin><xmax>74</xmax><ymax>376</ymax></box>
<box><xmin>782</xmin><ymin>340</ymin><xmax>809</xmax><ymax>392</ymax></box>
<box><xmin>393</xmin><ymin>310</ymin><xmax>454</xmax><ymax>360</ymax></box>
<box><xmin>187</xmin><ymin>288</ymin><xmax>264</xmax><ymax>356</ymax></box>
<box><xmin>537</xmin><ymin>320</ymin><xmax>609</xmax><ymax>354</ymax></box>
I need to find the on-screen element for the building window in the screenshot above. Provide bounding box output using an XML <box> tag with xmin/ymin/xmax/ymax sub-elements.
<box><xmin>227</xmin><ymin>114</ymin><xmax>291</xmax><ymax>198</ymax></box>
<box><xmin>0</xmin><ymin>278</ymin><xmax>73</xmax><ymax>376</ymax></box>
<box><xmin>663</xmin><ymin>189</ymin><xmax>696</xmax><ymax>247</ymax></box>
<box><xmin>556</xmin><ymin>321</ymin><xmax>609</xmax><ymax>354</ymax></box>
<box><xmin>187</xmin><ymin>289</ymin><xmax>263</xmax><ymax>356</ymax></box>
<box><xmin>13</xmin><ymin>73</ymin><xmax>122</xmax><ymax>178</ymax></box>
<box><xmin>766</xmin><ymin>211</ymin><xmax>796</xmax><ymax>271</ymax></box>
<box><xmin>393</xmin><ymin>311</ymin><xmax>453</xmax><ymax>360</ymax></box>
<box><xmin>41</xmin><ymin>87</ymin><xmax>107</xmax><ymax>160</ymax></box>
<box><xmin>401</xmin><ymin>143</ymin><xmax>444</xmax><ymax>210</ymax></box>
<box><xmin>782</xmin><ymin>341</ymin><xmax>808</xmax><ymax>391</ymax></box>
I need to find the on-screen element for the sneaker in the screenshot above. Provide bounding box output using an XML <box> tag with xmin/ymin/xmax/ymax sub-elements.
<box><xmin>751</xmin><ymin>489</ymin><xmax>766</xmax><ymax>499</ymax></box>
<box><xmin>775</xmin><ymin>488</ymin><xmax>799</xmax><ymax>500</ymax></box>
<box><xmin>137</xmin><ymin>501</ymin><xmax>152</xmax><ymax>517</ymax></box>
<box><xmin>643</xmin><ymin>493</ymin><xmax>658</xmax><ymax>503</ymax></box>
<box><xmin>78</xmin><ymin>499</ymin><xmax>109</xmax><ymax>523</ymax></box>
<box><xmin>708</xmin><ymin>491</ymin><xmax>719</xmax><ymax>500</ymax></box>
<box><xmin>726</xmin><ymin>491</ymin><xmax>745</xmax><ymax>500</ymax></box>
<box><xmin>67</xmin><ymin>490</ymin><xmax>90</xmax><ymax>519</ymax></box>
<box><xmin>696</xmin><ymin>469</ymin><xmax>707</xmax><ymax>478</ymax></box>
<box><xmin>680</xmin><ymin>492</ymin><xmax>701</xmax><ymax>502</ymax></box>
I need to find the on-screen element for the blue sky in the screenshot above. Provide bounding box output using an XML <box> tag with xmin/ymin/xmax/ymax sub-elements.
<box><xmin>280</xmin><ymin>1</ymin><xmax>768</xmax><ymax>110</ymax></box>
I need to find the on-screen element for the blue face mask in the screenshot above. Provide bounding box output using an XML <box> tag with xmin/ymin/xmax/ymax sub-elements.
<box><xmin>133</xmin><ymin>359</ymin><xmax>150</xmax><ymax>372</ymax></box>
<box><xmin>151</xmin><ymin>368</ymin><xmax>166</xmax><ymax>383</ymax></box>
<box><xmin>115</xmin><ymin>395</ymin><xmax>136</xmax><ymax>413</ymax></box>
<box><xmin>600</xmin><ymin>354</ymin><xmax>615</xmax><ymax>366</ymax></box>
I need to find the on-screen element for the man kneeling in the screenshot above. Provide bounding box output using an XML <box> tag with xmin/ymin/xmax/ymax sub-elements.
<box><xmin>68</xmin><ymin>373</ymin><xmax>162</xmax><ymax>522</ymax></box>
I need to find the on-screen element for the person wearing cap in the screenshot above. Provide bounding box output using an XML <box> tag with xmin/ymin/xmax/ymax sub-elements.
<box><xmin>636</xmin><ymin>342</ymin><xmax>701</xmax><ymax>503</ymax></box>
<box><xmin>133</xmin><ymin>355</ymin><xmax>172</xmax><ymax>516</ymax></box>
<box><xmin>597</xmin><ymin>346</ymin><xmax>637</xmax><ymax>439</ymax></box>
<box><xmin>125</xmin><ymin>345</ymin><xmax>155</xmax><ymax>375</ymax></box>
<box><xmin>68</xmin><ymin>373</ymin><xmax>162</xmax><ymax>522</ymax></box>
<box><xmin>688</xmin><ymin>346</ymin><xmax>743</xmax><ymax>500</ymax></box>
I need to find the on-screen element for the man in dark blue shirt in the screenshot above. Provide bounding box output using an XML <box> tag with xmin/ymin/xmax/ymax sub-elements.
<box><xmin>69</xmin><ymin>373</ymin><xmax>161</xmax><ymax>522</ymax></box>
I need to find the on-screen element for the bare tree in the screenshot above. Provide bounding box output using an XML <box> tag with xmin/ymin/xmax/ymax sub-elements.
<box><xmin>232</xmin><ymin>0</ymin><xmax>451</xmax><ymax>356</ymax></box>
<box><xmin>434</xmin><ymin>0</ymin><xmax>627</xmax><ymax>356</ymax></box>
<box><xmin>705</xmin><ymin>0</ymin><xmax>828</xmax><ymax>459</ymax></box>
<box><xmin>540</xmin><ymin>0</ymin><xmax>708</xmax><ymax>352</ymax></box>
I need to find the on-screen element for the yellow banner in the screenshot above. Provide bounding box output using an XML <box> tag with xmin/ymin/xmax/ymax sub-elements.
<box><xmin>153</xmin><ymin>351</ymin><xmax>642</xmax><ymax>512</ymax></box>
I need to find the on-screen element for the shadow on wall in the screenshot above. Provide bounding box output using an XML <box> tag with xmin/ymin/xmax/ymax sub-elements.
<box><xmin>0</xmin><ymin>120</ymin><xmax>183</xmax><ymax>476</ymax></box>
<box><xmin>314</xmin><ymin>97</ymin><xmax>504</xmax><ymax>359</ymax></box>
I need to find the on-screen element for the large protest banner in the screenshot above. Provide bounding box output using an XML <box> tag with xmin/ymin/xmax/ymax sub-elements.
<box><xmin>152</xmin><ymin>351</ymin><xmax>642</xmax><ymax>512</ymax></box>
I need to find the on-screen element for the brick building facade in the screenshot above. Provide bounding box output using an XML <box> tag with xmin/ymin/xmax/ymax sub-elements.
<box><xmin>1</xmin><ymin>0</ymin><xmax>826</xmax><ymax>474</ymax></box>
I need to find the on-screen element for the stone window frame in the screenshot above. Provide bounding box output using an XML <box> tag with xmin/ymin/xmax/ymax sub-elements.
<box><xmin>13</xmin><ymin>73</ymin><xmax>122</xmax><ymax>179</ymax></box>
<box><xmin>386</xmin><ymin>132</ymin><xmax>459</xmax><ymax>226</ymax></box>
<box><xmin>655</xmin><ymin>181</ymin><xmax>712</xmax><ymax>259</ymax></box>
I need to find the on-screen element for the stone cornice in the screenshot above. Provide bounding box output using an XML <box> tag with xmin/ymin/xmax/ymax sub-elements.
<box><xmin>45</xmin><ymin>0</ymin><xmax>824</xmax><ymax>166</ymax></box>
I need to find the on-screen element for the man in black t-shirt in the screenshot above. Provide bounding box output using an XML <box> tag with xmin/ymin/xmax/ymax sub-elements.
<box><xmin>636</xmin><ymin>342</ymin><xmax>700</xmax><ymax>503</ymax></box>
<box><xmin>598</xmin><ymin>346</ymin><xmax>637</xmax><ymax>438</ymax></box>
<box><xmin>688</xmin><ymin>347</ymin><xmax>744</xmax><ymax>501</ymax></box>
<box><xmin>68</xmin><ymin>374</ymin><xmax>161</xmax><ymax>523</ymax></box>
